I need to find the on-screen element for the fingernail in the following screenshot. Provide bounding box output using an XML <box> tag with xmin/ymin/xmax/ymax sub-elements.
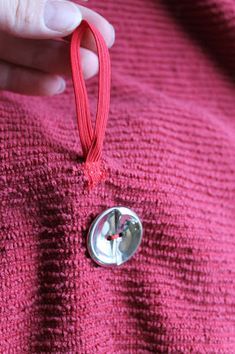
<box><xmin>56</xmin><ymin>78</ymin><xmax>66</xmax><ymax>94</ymax></box>
<box><xmin>44</xmin><ymin>0</ymin><xmax>82</xmax><ymax>33</ymax></box>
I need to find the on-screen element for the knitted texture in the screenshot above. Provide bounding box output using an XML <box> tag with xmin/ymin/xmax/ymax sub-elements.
<box><xmin>0</xmin><ymin>0</ymin><xmax>235</xmax><ymax>352</ymax></box>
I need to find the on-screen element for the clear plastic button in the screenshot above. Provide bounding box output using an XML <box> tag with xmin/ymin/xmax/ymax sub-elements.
<box><xmin>87</xmin><ymin>206</ymin><xmax>143</xmax><ymax>267</ymax></box>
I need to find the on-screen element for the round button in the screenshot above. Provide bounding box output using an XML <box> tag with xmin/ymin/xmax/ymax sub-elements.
<box><xmin>87</xmin><ymin>206</ymin><xmax>143</xmax><ymax>267</ymax></box>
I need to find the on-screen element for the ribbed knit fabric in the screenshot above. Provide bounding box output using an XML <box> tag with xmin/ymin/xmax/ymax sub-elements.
<box><xmin>0</xmin><ymin>0</ymin><xmax>235</xmax><ymax>352</ymax></box>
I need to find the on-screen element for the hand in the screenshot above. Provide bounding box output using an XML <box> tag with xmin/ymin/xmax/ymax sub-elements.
<box><xmin>0</xmin><ymin>0</ymin><xmax>115</xmax><ymax>96</ymax></box>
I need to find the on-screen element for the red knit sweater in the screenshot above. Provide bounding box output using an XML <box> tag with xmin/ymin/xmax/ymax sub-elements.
<box><xmin>0</xmin><ymin>0</ymin><xmax>235</xmax><ymax>352</ymax></box>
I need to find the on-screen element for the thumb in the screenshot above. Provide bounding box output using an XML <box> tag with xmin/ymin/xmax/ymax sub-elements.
<box><xmin>0</xmin><ymin>0</ymin><xmax>82</xmax><ymax>39</ymax></box>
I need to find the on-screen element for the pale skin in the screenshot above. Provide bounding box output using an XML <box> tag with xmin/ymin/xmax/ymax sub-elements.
<box><xmin>0</xmin><ymin>0</ymin><xmax>115</xmax><ymax>96</ymax></box>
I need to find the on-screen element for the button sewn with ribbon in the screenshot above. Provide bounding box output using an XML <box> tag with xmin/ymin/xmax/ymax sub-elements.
<box><xmin>70</xmin><ymin>21</ymin><xmax>143</xmax><ymax>266</ymax></box>
<box><xmin>87</xmin><ymin>206</ymin><xmax>143</xmax><ymax>267</ymax></box>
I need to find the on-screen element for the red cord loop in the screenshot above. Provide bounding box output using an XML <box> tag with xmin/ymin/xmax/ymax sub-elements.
<box><xmin>70</xmin><ymin>20</ymin><xmax>111</xmax><ymax>165</ymax></box>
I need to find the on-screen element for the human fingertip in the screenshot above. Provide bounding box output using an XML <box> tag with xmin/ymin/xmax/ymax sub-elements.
<box><xmin>45</xmin><ymin>76</ymin><xmax>66</xmax><ymax>96</ymax></box>
<box><xmin>81</xmin><ymin>49</ymin><xmax>99</xmax><ymax>80</ymax></box>
<box><xmin>55</xmin><ymin>77</ymin><xmax>66</xmax><ymax>94</ymax></box>
<box><xmin>44</xmin><ymin>0</ymin><xmax>82</xmax><ymax>34</ymax></box>
<box><xmin>108</xmin><ymin>24</ymin><xmax>115</xmax><ymax>48</ymax></box>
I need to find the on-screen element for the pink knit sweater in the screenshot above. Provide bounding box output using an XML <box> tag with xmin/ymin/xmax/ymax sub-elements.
<box><xmin>0</xmin><ymin>0</ymin><xmax>235</xmax><ymax>352</ymax></box>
